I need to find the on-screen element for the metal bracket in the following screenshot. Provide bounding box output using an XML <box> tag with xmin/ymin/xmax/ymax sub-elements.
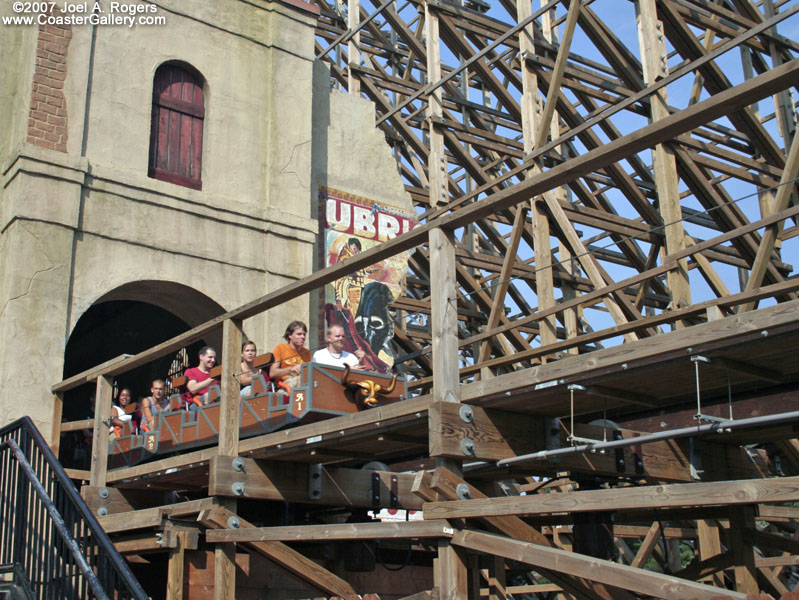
<box><xmin>692</xmin><ymin>355</ymin><xmax>733</xmax><ymax>430</ymax></box>
<box><xmin>390</xmin><ymin>475</ymin><xmax>399</xmax><ymax>509</ymax></box>
<box><xmin>371</xmin><ymin>472</ymin><xmax>381</xmax><ymax>507</ymax></box>
<box><xmin>632</xmin><ymin>437</ymin><xmax>644</xmax><ymax>475</ymax></box>
<box><xmin>308</xmin><ymin>463</ymin><xmax>322</xmax><ymax>500</ymax></box>
<box><xmin>613</xmin><ymin>430</ymin><xmax>625</xmax><ymax>473</ymax></box>
<box><xmin>689</xmin><ymin>437</ymin><xmax>703</xmax><ymax>480</ymax></box>
<box><xmin>567</xmin><ymin>384</ymin><xmax>596</xmax><ymax>447</ymax></box>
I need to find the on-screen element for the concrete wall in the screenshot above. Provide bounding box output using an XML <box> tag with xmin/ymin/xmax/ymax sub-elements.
<box><xmin>0</xmin><ymin>0</ymin><xmax>412</xmax><ymax>440</ymax></box>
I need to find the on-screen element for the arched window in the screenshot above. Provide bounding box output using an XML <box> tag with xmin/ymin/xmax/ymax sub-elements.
<box><xmin>148</xmin><ymin>63</ymin><xmax>204</xmax><ymax>190</ymax></box>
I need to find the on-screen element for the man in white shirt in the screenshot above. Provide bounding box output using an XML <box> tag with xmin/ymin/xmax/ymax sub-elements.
<box><xmin>312</xmin><ymin>325</ymin><xmax>367</xmax><ymax>369</ymax></box>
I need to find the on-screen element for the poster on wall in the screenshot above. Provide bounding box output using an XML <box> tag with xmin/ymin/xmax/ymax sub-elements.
<box><xmin>320</xmin><ymin>187</ymin><xmax>417</xmax><ymax>373</ymax></box>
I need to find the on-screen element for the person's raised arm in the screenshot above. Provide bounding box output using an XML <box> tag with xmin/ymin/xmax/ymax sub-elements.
<box><xmin>187</xmin><ymin>374</ymin><xmax>215</xmax><ymax>394</ymax></box>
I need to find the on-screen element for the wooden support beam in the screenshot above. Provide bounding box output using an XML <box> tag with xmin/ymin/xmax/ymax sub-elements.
<box><xmin>430</xmin><ymin>225</ymin><xmax>462</xmax><ymax>478</ymax></box>
<box><xmin>487</xmin><ymin>555</ymin><xmax>507</xmax><ymax>600</ymax></box>
<box><xmin>740</xmin><ymin>128</ymin><xmax>799</xmax><ymax>312</ymax></box>
<box><xmin>729</xmin><ymin>505</ymin><xmax>758</xmax><ymax>594</ymax></box>
<box><xmin>428</xmin><ymin>402</ymin><xmax>541</xmax><ymax>461</ymax></box>
<box><xmin>53</xmin><ymin>353</ymin><xmax>133</xmax><ymax>394</ymax></box>
<box><xmin>206</xmin><ymin>519</ymin><xmax>453</xmax><ymax>543</ymax></box>
<box><xmin>456</xmin><ymin>205</ymin><xmax>798</xmax><ymax>356</ymax></box>
<box><xmin>81</xmin><ymin>485</ymin><xmax>174</xmax><ymax>516</ymax></box>
<box><xmin>213</xmin><ymin>497</ymin><xmax>237</xmax><ymax>600</ymax></box>
<box><xmin>51</xmin><ymin>392</ymin><xmax>63</xmax><ymax>454</ymax></box>
<box><xmin>443</xmin><ymin>59</ymin><xmax>799</xmax><ymax>229</ymax></box>
<box><xmin>209</xmin><ymin>456</ymin><xmax>424</xmax><ymax>509</ymax></box>
<box><xmin>97</xmin><ymin>498</ymin><xmax>215</xmax><ymax>534</ymax></box>
<box><xmin>430</xmin><ymin>227</ymin><xmax>459</xmax><ymax>406</ymax></box>
<box><xmin>458</xmin><ymin>298</ymin><xmax>797</xmax><ymax>406</ymax></box>
<box><xmin>167</xmin><ymin>531</ymin><xmax>188</xmax><ymax>600</ymax></box>
<box><xmin>657</xmin><ymin>0</ymin><xmax>785</xmax><ymax>168</ymax></box>
<box><xmin>426</xmin><ymin>1</ymin><xmax>446</xmax><ymax>208</ymax></box>
<box><xmin>697</xmin><ymin>519</ymin><xmax>724</xmax><ymax>587</ymax></box>
<box><xmin>543</xmin><ymin>193</ymin><xmax>641</xmax><ymax>340</ymax></box>
<box><xmin>90</xmin><ymin>375</ymin><xmax>113</xmax><ymax>488</ymax></box>
<box><xmin>477</xmin><ymin>206</ymin><xmax>526</xmax><ymax>371</ymax></box>
<box><xmin>534</xmin><ymin>0</ymin><xmax>580</xmax><ymax>149</ymax></box>
<box><xmin>449</xmin><ymin>529</ymin><xmax>745</xmax><ymax>600</ymax></box>
<box><xmin>218</xmin><ymin>318</ymin><xmax>243</xmax><ymax>456</ymax></box>
<box><xmin>436</xmin><ymin>540</ymin><xmax>468</xmax><ymax>600</ymax></box>
<box><xmin>630</xmin><ymin>522</ymin><xmax>662</xmax><ymax>569</ymax></box>
<box><xmin>745</xmin><ymin>529</ymin><xmax>799</xmax><ymax>556</ymax></box>
<box><xmin>60</xmin><ymin>418</ymin><xmax>94</xmax><ymax>433</ymax></box>
<box><xmin>425</xmin><ymin>467</ymin><xmax>630</xmax><ymax>600</ymax></box>
<box><xmin>114</xmin><ymin>529</ymin><xmax>188</xmax><ymax>555</ymax></box>
<box><xmin>637</xmin><ymin>0</ymin><xmax>692</xmax><ymax>318</ymax></box>
<box><xmin>424</xmin><ymin>475</ymin><xmax>799</xmax><ymax>519</ymax></box>
<box><xmin>347</xmin><ymin>0</ymin><xmax>361</xmax><ymax>94</ymax></box>
<box><xmin>198</xmin><ymin>505</ymin><xmax>357</xmax><ymax>598</ymax></box>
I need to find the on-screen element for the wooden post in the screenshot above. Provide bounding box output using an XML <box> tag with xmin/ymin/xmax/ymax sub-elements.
<box><xmin>437</xmin><ymin>540</ymin><xmax>468</xmax><ymax>600</ymax></box>
<box><xmin>636</xmin><ymin>0</ymin><xmax>692</xmax><ymax>319</ymax></box>
<box><xmin>214</xmin><ymin>318</ymin><xmax>243</xmax><ymax>600</ymax></box>
<box><xmin>347</xmin><ymin>0</ymin><xmax>360</xmax><ymax>94</ymax></box>
<box><xmin>429</xmin><ymin>227</ymin><xmax>459</xmax><ymax>405</ymax></box>
<box><xmin>425</xmin><ymin>0</ymin><xmax>446</xmax><ymax>208</ymax></box>
<box><xmin>468</xmin><ymin>554</ymin><xmax>481</xmax><ymax>600</ymax></box>
<box><xmin>166</xmin><ymin>531</ymin><xmax>187</xmax><ymax>600</ymax></box>
<box><xmin>517</xmin><ymin>0</ymin><xmax>556</xmax><ymax>358</ymax></box>
<box><xmin>559</xmin><ymin>241</ymin><xmax>579</xmax><ymax>354</ymax></box>
<box><xmin>532</xmin><ymin>198</ymin><xmax>556</xmax><ymax>353</ymax></box>
<box><xmin>219</xmin><ymin>318</ymin><xmax>243</xmax><ymax>456</ymax></box>
<box><xmin>89</xmin><ymin>375</ymin><xmax>113</xmax><ymax>488</ymax></box>
<box><xmin>430</xmin><ymin>226</ymin><xmax>461</xmax><ymax>477</ymax></box>
<box><xmin>50</xmin><ymin>392</ymin><xmax>64</xmax><ymax>456</ymax></box>
<box><xmin>213</xmin><ymin>498</ymin><xmax>237</xmax><ymax>600</ymax></box>
<box><xmin>425</xmin><ymin>1</ymin><xmax>461</xmax><ymax>480</ymax></box>
<box><xmin>488</xmin><ymin>555</ymin><xmax>507</xmax><ymax>600</ymax></box>
<box><xmin>729</xmin><ymin>506</ymin><xmax>758</xmax><ymax>594</ymax></box>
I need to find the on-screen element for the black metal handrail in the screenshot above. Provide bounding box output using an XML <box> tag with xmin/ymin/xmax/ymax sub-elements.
<box><xmin>0</xmin><ymin>417</ymin><xmax>148</xmax><ymax>600</ymax></box>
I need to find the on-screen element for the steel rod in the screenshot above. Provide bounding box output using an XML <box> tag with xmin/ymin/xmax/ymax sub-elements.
<box><xmin>465</xmin><ymin>409</ymin><xmax>799</xmax><ymax>472</ymax></box>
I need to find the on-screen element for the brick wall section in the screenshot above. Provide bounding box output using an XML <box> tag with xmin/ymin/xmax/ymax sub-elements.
<box><xmin>27</xmin><ymin>21</ymin><xmax>71</xmax><ymax>152</ymax></box>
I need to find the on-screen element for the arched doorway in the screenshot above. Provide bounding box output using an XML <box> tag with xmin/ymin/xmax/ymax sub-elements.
<box><xmin>59</xmin><ymin>281</ymin><xmax>225</xmax><ymax>467</ymax></box>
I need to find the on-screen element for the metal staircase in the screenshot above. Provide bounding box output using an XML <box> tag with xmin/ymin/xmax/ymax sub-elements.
<box><xmin>0</xmin><ymin>417</ymin><xmax>147</xmax><ymax>600</ymax></box>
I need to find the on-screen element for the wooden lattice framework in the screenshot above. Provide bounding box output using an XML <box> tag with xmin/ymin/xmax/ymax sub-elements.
<box><xmin>52</xmin><ymin>0</ymin><xmax>799</xmax><ymax>598</ymax></box>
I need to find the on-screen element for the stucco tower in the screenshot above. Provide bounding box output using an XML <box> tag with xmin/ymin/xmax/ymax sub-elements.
<box><xmin>0</xmin><ymin>0</ymin><xmax>412</xmax><ymax>441</ymax></box>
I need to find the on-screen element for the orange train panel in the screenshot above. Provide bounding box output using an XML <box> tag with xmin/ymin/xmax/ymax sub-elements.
<box><xmin>109</xmin><ymin>363</ymin><xmax>406</xmax><ymax>468</ymax></box>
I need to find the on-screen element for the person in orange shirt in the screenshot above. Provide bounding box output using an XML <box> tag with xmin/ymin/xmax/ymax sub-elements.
<box><xmin>269</xmin><ymin>321</ymin><xmax>311</xmax><ymax>393</ymax></box>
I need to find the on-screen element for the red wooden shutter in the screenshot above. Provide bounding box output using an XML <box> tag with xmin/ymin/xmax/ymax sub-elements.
<box><xmin>148</xmin><ymin>65</ymin><xmax>204</xmax><ymax>190</ymax></box>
